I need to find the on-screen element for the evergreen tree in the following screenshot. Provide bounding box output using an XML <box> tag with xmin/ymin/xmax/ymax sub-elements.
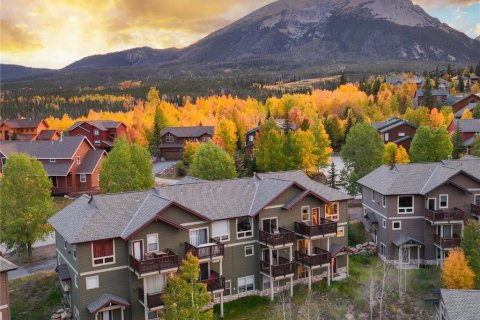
<box><xmin>461</xmin><ymin>221</ymin><xmax>480</xmax><ymax>289</ymax></box>
<box><xmin>327</xmin><ymin>162</ymin><xmax>338</xmax><ymax>189</ymax></box>
<box><xmin>473</xmin><ymin>104</ymin><xmax>480</xmax><ymax>119</ymax></box>
<box><xmin>372</xmin><ymin>79</ymin><xmax>382</xmax><ymax>97</ymax></box>
<box><xmin>475</xmin><ymin>61</ymin><xmax>480</xmax><ymax>76</ymax></box>
<box><xmin>458</xmin><ymin>75</ymin><xmax>465</xmax><ymax>92</ymax></box>
<box><xmin>311</xmin><ymin>120</ymin><xmax>333</xmax><ymax>168</ymax></box>
<box><xmin>447</xmin><ymin>64</ymin><xmax>452</xmax><ymax>77</ymax></box>
<box><xmin>149</xmin><ymin>105</ymin><xmax>167</xmax><ymax>157</ymax></box>
<box><xmin>190</xmin><ymin>141</ymin><xmax>237</xmax><ymax>180</ymax></box>
<box><xmin>343</xmin><ymin>107</ymin><xmax>357</xmax><ymax>143</ymax></box>
<box><xmin>471</xmin><ymin>135</ymin><xmax>480</xmax><ymax>157</ymax></box>
<box><xmin>434</xmin><ymin>66</ymin><xmax>440</xmax><ymax>89</ymax></box>
<box><xmin>423</xmin><ymin>77</ymin><xmax>435</xmax><ymax>108</ymax></box>
<box><xmin>0</xmin><ymin>153</ymin><xmax>55</xmax><ymax>259</ymax></box>
<box><xmin>340</xmin><ymin>73</ymin><xmax>347</xmax><ymax>85</ymax></box>
<box><xmin>451</xmin><ymin>123</ymin><xmax>466</xmax><ymax>159</ymax></box>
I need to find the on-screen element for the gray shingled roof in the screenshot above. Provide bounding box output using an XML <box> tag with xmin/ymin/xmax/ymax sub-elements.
<box><xmin>77</xmin><ymin>150</ymin><xmax>106</xmax><ymax>174</ymax></box>
<box><xmin>454</xmin><ymin>119</ymin><xmax>480</xmax><ymax>133</ymax></box>
<box><xmin>455</xmin><ymin>103</ymin><xmax>477</xmax><ymax>118</ymax></box>
<box><xmin>392</xmin><ymin>235</ymin><xmax>423</xmax><ymax>247</ymax></box>
<box><xmin>0</xmin><ymin>136</ymin><xmax>89</xmax><ymax>159</ymax></box>
<box><xmin>36</xmin><ymin>130</ymin><xmax>59</xmax><ymax>140</ymax></box>
<box><xmin>177</xmin><ymin>176</ymin><xmax>207</xmax><ymax>185</ymax></box>
<box><xmin>440</xmin><ymin>289</ymin><xmax>480</xmax><ymax>320</ymax></box>
<box><xmin>160</xmin><ymin>126</ymin><xmax>214</xmax><ymax>138</ymax></box>
<box><xmin>0</xmin><ymin>256</ymin><xmax>18</xmax><ymax>272</ymax></box>
<box><xmin>43</xmin><ymin>161</ymin><xmax>74</xmax><ymax>176</ymax></box>
<box><xmin>358</xmin><ymin>158</ymin><xmax>480</xmax><ymax>195</ymax></box>
<box><xmin>68</xmin><ymin>120</ymin><xmax>122</xmax><ymax>132</ymax></box>
<box><xmin>0</xmin><ymin>119</ymin><xmax>45</xmax><ymax>129</ymax></box>
<box><xmin>86</xmin><ymin>293</ymin><xmax>130</xmax><ymax>314</ymax></box>
<box><xmin>49</xmin><ymin>171</ymin><xmax>351</xmax><ymax>243</ymax></box>
<box><xmin>416</xmin><ymin>89</ymin><xmax>449</xmax><ymax>97</ymax></box>
<box><xmin>372</xmin><ymin>117</ymin><xmax>403</xmax><ymax>130</ymax></box>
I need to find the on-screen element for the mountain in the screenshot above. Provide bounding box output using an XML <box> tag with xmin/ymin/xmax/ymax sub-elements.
<box><xmin>0</xmin><ymin>64</ymin><xmax>55</xmax><ymax>81</ymax></box>
<box><xmin>476</xmin><ymin>36</ymin><xmax>480</xmax><ymax>42</ymax></box>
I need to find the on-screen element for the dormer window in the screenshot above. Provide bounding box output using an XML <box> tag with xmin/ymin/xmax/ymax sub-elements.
<box><xmin>165</xmin><ymin>133</ymin><xmax>174</xmax><ymax>143</ymax></box>
<box><xmin>94</xmin><ymin>129</ymin><xmax>99</xmax><ymax>136</ymax></box>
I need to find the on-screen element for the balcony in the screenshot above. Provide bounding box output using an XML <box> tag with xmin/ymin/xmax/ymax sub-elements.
<box><xmin>199</xmin><ymin>270</ymin><xmax>225</xmax><ymax>292</ymax></box>
<box><xmin>471</xmin><ymin>203</ymin><xmax>480</xmax><ymax>217</ymax></box>
<box><xmin>295</xmin><ymin>247</ymin><xmax>331</xmax><ymax>268</ymax></box>
<box><xmin>129</xmin><ymin>249</ymin><xmax>179</xmax><ymax>276</ymax></box>
<box><xmin>295</xmin><ymin>219</ymin><xmax>337</xmax><ymax>239</ymax></box>
<box><xmin>424</xmin><ymin>208</ymin><xmax>464</xmax><ymax>223</ymax></box>
<box><xmin>185</xmin><ymin>239</ymin><xmax>224</xmax><ymax>260</ymax></box>
<box><xmin>260</xmin><ymin>257</ymin><xmax>295</xmax><ymax>279</ymax></box>
<box><xmin>139</xmin><ymin>288</ymin><xmax>164</xmax><ymax>309</ymax></box>
<box><xmin>434</xmin><ymin>234</ymin><xmax>461</xmax><ymax>249</ymax></box>
<box><xmin>259</xmin><ymin>227</ymin><xmax>295</xmax><ymax>248</ymax></box>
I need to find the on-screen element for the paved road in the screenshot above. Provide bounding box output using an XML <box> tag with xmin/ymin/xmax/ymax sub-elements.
<box><xmin>152</xmin><ymin>161</ymin><xmax>177</xmax><ymax>176</ymax></box>
<box><xmin>8</xmin><ymin>258</ymin><xmax>57</xmax><ymax>279</ymax></box>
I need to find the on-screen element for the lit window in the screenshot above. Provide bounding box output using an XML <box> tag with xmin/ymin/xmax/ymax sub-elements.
<box><xmin>80</xmin><ymin>174</ymin><xmax>86</xmax><ymax>183</ymax></box>
<box><xmin>325</xmin><ymin>203</ymin><xmax>339</xmax><ymax>221</ymax></box>
<box><xmin>439</xmin><ymin>195</ymin><xmax>448</xmax><ymax>208</ymax></box>
<box><xmin>301</xmin><ymin>206</ymin><xmax>310</xmax><ymax>222</ymax></box>
<box><xmin>86</xmin><ymin>275</ymin><xmax>99</xmax><ymax>290</ymax></box>
<box><xmin>147</xmin><ymin>234</ymin><xmax>158</xmax><ymax>252</ymax></box>
<box><xmin>249</xmin><ymin>135</ymin><xmax>254</xmax><ymax>142</ymax></box>
<box><xmin>165</xmin><ymin>133</ymin><xmax>174</xmax><ymax>143</ymax></box>
<box><xmin>337</xmin><ymin>226</ymin><xmax>345</xmax><ymax>237</ymax></box>
<box><xmin>244</xmin><ymin>245</ymin><xmax>254</xmax><ymax>257</ymax></box>
<box><xmin>237</xmin><ymin>217</ymin><xmax>253</xmax><ymax>239</ymax></box>
<box><xmin>392</xmin><ymin>221</ymin><xmax>401</xmax><ymax>230</ymax></box>
<box><xmin>92</xmin><ymin>240</ymin><xmax>115</xmax><ymax>266</ymax></box>
<box><xmin>398</xmin><ymin>196</ymin><xmax>414</xmax><ymax>214</ymax></box>
<box><xmin>238</xmin><ymin>275</ymin><xmax>254</xmax><ymax>293</ymax></box>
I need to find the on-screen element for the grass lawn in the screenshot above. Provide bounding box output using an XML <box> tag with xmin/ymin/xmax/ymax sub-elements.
<box><xmin>10</xmin><ymin>271</ymin><xmax>63</xmax><ymax>320</ymax></box>
<box><xmin>53</xmin><ymin>196</ymin><xmax>74</xmax><ymax>211</ymax></box>
<box><xmin>214</xmin><ymin>254</ymin><xmax>441</xmax><ymax>319</ymax></box>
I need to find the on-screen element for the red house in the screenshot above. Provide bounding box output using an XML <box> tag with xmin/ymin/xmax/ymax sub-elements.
<box><xmin>0</xmin><ymin>136</ymin><xmax>106</xmax><ymax>195</ymax></box>
<box><xmin>446</xmin><ymin>93</ymin><xmax>480</xmax><ymax>119</ymax></box>
<box><xmin>68</xmin><ymin>120</ymin><xmax>127</xmax><ymax>152</ymax></box>
<box><xmin>372</xmin><ymin>117</ymin><xmax>418</xmax><ymax>151</ymax></box>
<box><xmin>0</xmin><ymin>119</ymin><xmax>50</xmax><ymax>141</ymax></box>
<box><xmin>448</xmin><ymin>119</ymin><xmax>480</xmax><ymax>153</ymax></box>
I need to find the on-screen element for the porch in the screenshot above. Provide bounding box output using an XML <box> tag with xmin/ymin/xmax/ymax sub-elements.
<box><xmin>259</xmin><ymin>227</ymin><xmax>295</xmax><ymax>249</ymax></box>
<box><xmin>129</xmin><ymin>249</ymin><xmax>179</xmax><ymax>277</ymax></box>
<box><xmin>424</xmin><ymin>208</ymin><xmax>464</xmax><ymax>224</ymax></box>
<box><xmin>294</xmin><ymin>219</ymin><xmax>337</xmax><ymax>239</ymax></box>
<box><xmin>185</xmin><ymin>239</ymin><xmax>224</xmax><ymax>261</ymax></box>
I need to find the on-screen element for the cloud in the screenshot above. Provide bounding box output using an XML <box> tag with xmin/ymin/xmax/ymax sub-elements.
<box><xmin>0</xmin><ymin>19</ymin><xmax>44</xmax><ymax>53</ymax></box>
<box><xmin>413</xmin><ymin>0</ymin><xmax>478</xmax><ymax>8</ymax></box>
<box><xmin>476</xmin><ymin>23</ymin><xmax>480</xmax><ymax>36</ymax></box>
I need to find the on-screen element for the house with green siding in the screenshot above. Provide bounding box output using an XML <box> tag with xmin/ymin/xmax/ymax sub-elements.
<box><xmin>49</xmin><ymin>170</ymin><xmax>352</xmax><ymax>320</ymax></box>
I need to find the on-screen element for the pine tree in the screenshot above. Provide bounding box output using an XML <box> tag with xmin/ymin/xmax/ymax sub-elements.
<box><xmin>458</xmin><ymin>75</ymin><xmax>465</xmax><ymax>92</ymax></box>
<box><xmin>451</xmin><ymin>123</ymin><xmax>465</xmax><ymax>159</ymax></box>
<box><xmin>340</xmin><ymin>73</ymin><xmax>347</xmax><ymax>85</ymax></box>
<box><xmin>343</xmin><ymin>107</ymin><xmax>357</xmax><ymax>143</ymax></box>
<box><xmin>442</xmin><ymin>248</ymin><xmax>475</xmax><ymax>289</ymax></box>
<box><xmin>149</xmin><ymin>105</ymin><xmax>167</xmax><ymax>157</ymax></box>
<box><xmin>434</xmin><ymin>66</ymin><xmax>440</xmax><ymax>89</ymax></box>
<box><xmin>423</xmin><ymin>77</ymin><xmax>435</xmax><ymax>108</ymax></box>
<box><xmin>473</xmin><ymin>104</ymin><xmax>480</xmax><ymax>119</ymax></box>
<box><xmin>472</xmin><ymin>135</ymin><xmax>480</xmax><ymax>156</ymax></box>
<box><xmin>447</xmin><ymin>64</ymin><xmax>452</xmax><ymax>77</ymax></box>
<box><xmin>327</xmin><ymin>162</ymin><xmax>338</xmax><ymax>189</ymax></box>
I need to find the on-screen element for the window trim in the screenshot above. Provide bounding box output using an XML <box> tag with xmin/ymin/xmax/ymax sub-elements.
<box><xmin>398</xmin><ymin>132</ymin><xmax>405</xmax><ymax>137</ymax></box>
<box><xmin>74</xmin><ymin>274</ymin><xmax>78</xmax><ymax>288</ymax></box>
<box><xmin>93</xmin><ymin>129</ymin><xmax>99</xmax><ymax>136</ymax></box>
<box><xmin>337</xmin><ymin>226</ymin><xmax>345</xmax><ymax>237</ymax></box>
<box><xmin>94</xmin><ymin>140</ymin><xmax>101</xmax><ymax>145</ymax></box>
<box><xmin>325</xmin><ymin>202</ymin><xmax>339</xmax><ymax>221</ymax></box>
<box><xmin>372</xmin><ymin>190</ymin><xmax>375</xmax><ymax>202</ymax></box>
<box><xmin>392</xmin><ymin>221</ymin><xmax>401</xmax><ymax>230</ymax></box>
<box><xmin>384</xmin><ymin>133</ymin><xmax>389</xmax><ymax>142</ymax></box>
<box><xmin>91</xmin><ymin>239</ymin><xmax>115</xmax><ymax>267</ymax></box>
<box><xmin>64</xmin><ymin>240</ymin><xmax>67</xmax><ymax>250</ymax></box>
<box><xmin>76</xmin><ymin>156</ymin><xmax>81</xmax><ymax>164</ymax></box>
<box><xmin>224</xmin><ymin>280</ymin><xmax>231</xmax><ymax>296</ymax></box>
<box><xmin>244</xmin><ymin>245</ymin><xmax>254</xmax><ymax>257</ymax></box>
<box><xmin>189</xmin><ymin>227</ymin><xmax>209</xmax><ymax>246</ymax></box>
<box><xmin>439</xmin><ymin>194</ymin><xmax>448</xmax><ymax>209</ymax></box>
<box><xmin>475</xmin><ymin>194</ymin><xmax>480</xmax><ymax>206</ymax></box>
<box><xmin>382</xmin><ymin>195</ymin><xmax>386</xmax><ymax>208</ymax></box>
<box><xmin>260</xmin><ymin>217</ymin><xmax>278</xmax><ymax>233</ymax></box>
<box><xmin>237</xmin><ymin>275</ymin><xmax>254</xmax><ymax>293</ymax></box>
<box><xmin>74</xmin><ymin>306</ymin><xmax>80</xmax><ymax>320</ymax></box>
<box><xmin>212</xmin><ymin>220</ymin><xmax>230</xmax><ymax>242</ymax></box>
<box><xmin>165</xmin><ymin>133</ymin><xmax>174</xmax><ymax>143</ymax></box>
<box><xmin>79</xmin><ymin>174</ymin><xmax>86</xmax><ymax>183</ymax></box>
<box><xmin>380</xmin><ymin>243</ymin><xmax>386</xmax><ymax>257</ymax></box>
<box><xmin>146</xmin><ymin>233</ymin><xmax>159</xmax><ymax>253</ymax></box>
<box><xmin>382</xmin><ymin>219</ymin><xmax>386</xmax><ymax>229</ymax></box>
<box><xmin>86</xmin><ymin>275</ymin><xmax>99</xmax><ymax>290</ymax></box>
<box><xmin>73</xmin><ymin>245</ymin><xmax>77</xmax><ymax>260</ymax></box>
<box><xmin>236</xmin><ymin>217</ymin><xmax>253</xmax><ymax>240</ymax></box>
<box><xmin>49</xmin><ymin>158</ymin><xmax>56</xmax><ymax>163</ymax></box>
<box><xmin>398</xmin><ymin>195</ymin><xmax>414</xmax><ymax>214</ymax></box>
<box><xmin>301</xmin><ymin>206</ymin><xmax>310</xmax><ymax>222</ymax></box>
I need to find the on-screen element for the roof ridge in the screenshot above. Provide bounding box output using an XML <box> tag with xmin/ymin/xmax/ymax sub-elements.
<box><xmin>247</xmin><ymin>179</ymin><xmax>261</xmax><ymax>216</ymax></box>
<box><xmin>121</xmin><ymin>193</ymin><xmax>154</xmax><ymax>238</ymax></box>
<box><xmin>419</xmin><ymin>164</ymin><xmax>440</xmax><ymax>194</ymax></box>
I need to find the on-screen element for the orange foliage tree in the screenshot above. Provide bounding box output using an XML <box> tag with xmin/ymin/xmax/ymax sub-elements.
<box><xmin>442</xmin><ymin>248</ymin><xmax>475</xmax><ymax>289</ymax></box>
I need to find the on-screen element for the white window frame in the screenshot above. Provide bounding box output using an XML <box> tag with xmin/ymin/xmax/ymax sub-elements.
<box><xmin>382</xmin><ymin>219</ymin><xmax>386</xmax><ymax>229</ymax></box>
<box><xmin>74</xmin><ymin>306</ymin><xmax>80</xmax><ymax>320</ymax></box>
<box><xmin>301</xmin><ymin>206</ymin><xmax>310</xmax><ymax>222</ymax></box>
<box><xmin>363</xmin><ymin>207</ymin><xmax>368</xmax><ymax>217</ymax></box>
<box><xmin>49</xmin><ymin>158</ymin><xmax>56</xmax><ymax>163</ymax></box>
<box><xmin>337</xmin><ymin>226</ymin><xmax>345</xmax><ymax>237</ymax></box>
<box><xmin>76</xmin><ymin>156</ymin><xmax>81</xmax><ymax>164</ymax></box>
<box><xmin>248</xmin><ymin>135</ymin><xmax>254</xmax><ymax>142</ymax></box>
<box><xmin>94</xmin><ymin>140</ymin><xmax>101</xmax><ymax>145</ymax></box>
<box><xmin>372</xmin><ymin>190</ymin><xmax>375</xmax><ymax>202</ymax></box>
<box><xmin>237</xmin><ymin>275</ymin><xmax>254</xmax><ymax>293</ymax></box>
<box><xmin>74</xmin><ymin>275</ymin><xmax>78</xmax><ymax>288</ymax></box>
<box><xmin>382</xmin><ymin>195</ymin><xmax>386</xmax><ymax>208</ymax></box>
<box><xmin>73</xmin><ymin>245</ymin><xmax>77</xmax><ymax>260</ymax></box>
<box><xmin>224</xmin><ymin>280</ymin><xmax>231</xmax><ymax>296</ymax></box>
<box><xmin>475</xmin><ymin>194</ymin><xmax>480</xmax><ymax>206</ymax></box>
<box><xmin>439</xmin><ymin>194</ymin><xmax>448</xmax><ymax>209</ymax></box>
<box><xmin>325</xmin><ymin>202</ymin><xmax>339</xmax><ymax>221</ymax></box>
<box><xmin>392</xmin><ymin>221</ymin><xmax>401</xmax><ymax>230</ymax></box>
<box><xmin>398</xmin><ymin>132</ymin><xmax>405</xmax><ymax>137</ymax></box>
<box><xmin>91</xmin><ymin>240</ymin><xmax>115</xmax><ymax>267</ymax></box>
<box><xmin>212</xmin><ymin>220</ymin><xmax>230</xmax><ymax>242</ymax></box>
<box><xmin>244</xmin><ymin>245</ymin><xmax>254</xmax><ymax>257</ymax></box>
<box><xmin>398</xmin><ymin>195</ymin><xmax>414</xmax><ymax>214</ymax></box>
<box><xmin>384</xmin><ymin>133</ymin><xmax>389</xmax><ymax>141</ymax></box>
<box><xmin>80</xmin><ymin>174</ymin><xmax>86</xmax><ymax>183</ymax></box>
<box><xmin>1</xmin><ymin>158</ymin><xmax>7</xmax><ymax>166</ymax></box>
<box><xmin>94</xmin><ymin>129</ymin><xmax>99</xmax><ymax>136</ymax></box>
<box><xmin>260</xmin><ymin>217</ymin><xmax>278</xmax><ymax>233</ymax></box>
<box><xmin>189</xmin><ymin>227</ymin><xmax>209</xmax><ymax>246</ymax></box>
<box><xmin>165</xmin><ymin>133</ymin><xmax>174</xmax><ymax>143</ymax></box>
<box><xmin>146</xmin><ymin>233</ymin><xmax>159</xmax><ymax>253</ymax></box>
<box><xmin>236</xmin><ymin>217</ymin><xmax>253</xmax><ymax>239</ymax></box>
<box><xmin>86</xmin><ymin>275</ymin><xmax>99</xmax><ymax>290</ymax></box>
<box><xmin>380</xmin><ymin>243</ymin><xmax>386</xmax><ymax>257</ymax></box>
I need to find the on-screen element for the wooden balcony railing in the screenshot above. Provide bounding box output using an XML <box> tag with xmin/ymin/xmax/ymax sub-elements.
<box><xmin>295</xmin><ymin>247</ymin><xmax>332</xmax><ymax>267</ymax></box>
<box><xmin>139</xmin><ymin>288</ymin><xmax>164</xmax><ymax>309</ymax></box>
<box><xmin>260</xmin><ymin>257</ymin><xmax>295</xmax><ymax>279</ymax></box>
<box><xmin>425</xmin><ymin>208</ymin><xmax>464</xmax><ymax>222</ymax></box>
<box><xmin>259</xmin><ymin>227</ymin><xmax>295</xmax><ymax>247</ymax></box>
<box><xmin>295</xmin><ymin>219</ymin><xmax>337</xmax><ymax>238</ymax></box>
<box><xmin>185</xmin><ymin>239</ymin><xmax>224</xmax><ymax>260</ymax></box>
<box><xmin>471</xmin><ymin>203</ymin><xmax>480</xmax><ymax>216</ymax></box>
<box><xmin>434</xmin><ymin>234</ymin><xmax>461</xmax><ymax>249</ymax></box>
<box><xmin>129</xmin><ymin>249</ymin><xmax>179</xmax><ymax>275</ymax></box>
<box><xmin>199</xmin><ymin>270</ymin><xmax>225</xmax><ymax>292</ymax></box>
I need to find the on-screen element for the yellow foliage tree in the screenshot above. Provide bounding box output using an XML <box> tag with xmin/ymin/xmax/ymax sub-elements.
<box><xmin>183</xmin><ymin>140</ymin><xmax>201</xmax><ymax>166</ymax></box>
<box><xmin>383</xmin><ymin>142</ymin><xmax>398</xmax><ymax>165</ymax></box>
<box><xmin>395</xmin><ymin>146</ymin><xmax>410</xmax><ymax>164</ymax></box>
<box><xmin>461</xmin><ymin>109</ymin><xmax>473</xmax><ymax>119</ymax></box>
<box><xmin>295</xmin><ymin>130</ymin><xmax>319</xmax><ymax>171</ymax></box>
<box><xmin>442</xmin><ymin>248</ymin><xmax>475</xmax><ymax>289</ymax></box>
<box><xmin>213</xmin><ymin>119</ymin><xmax>237</xmax><ymax>156</ymax></box>
<box><xmin>429</xmin><ymin>108</ymin><xmax>445</xmax><ymax>128</ymax></box>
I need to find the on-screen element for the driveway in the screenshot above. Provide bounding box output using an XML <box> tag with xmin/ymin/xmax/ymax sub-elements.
<box><xmin>152</xmin><ymin>161</ymin><xmax>177</xmax><ymax>176</ymax></box>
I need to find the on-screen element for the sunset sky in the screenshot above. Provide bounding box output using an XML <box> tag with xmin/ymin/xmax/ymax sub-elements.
<box><xmin>1</xmin><ymin>0</ymin><xmax>479</xmax><ymax>69</ymax></box>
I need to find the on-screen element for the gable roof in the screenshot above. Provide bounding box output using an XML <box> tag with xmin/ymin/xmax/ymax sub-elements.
<box><xmin>0</xmin><ymin>119</ymin><xmax>46</xmax><ymax>129</ymax></box>
<box><xmin>76</xmin><ymin>150</ymin><xmax>106</xmax><ymax>174</ymax></box>
<box><xmin>440</xmin><ymin>289</ymin><xmax>480</xmax><ymax>320</ymax></box>
<box><xmin>49</xmin><ymin>171</ymin><xmax>351</xmax><ymax>244</ymax></box>
<box><xmin>415</xmin><ymin>89</ymin><xmax>449</xmax><ymax>97</ymax></box>
<box><xmin>161</xmin><ymin>126</ymin><xmax>214</xmax><ymax>138</ymax></box>
<box><xmin>454</xmin><ymin>103</ymin><xmax>478</xmax><ymax>118</ymax></box>
<box><xmin>0</xmin><ymin>256</ymin><xmax>18</xmax><ymax>272</ymax></box>
<box><xmin>0</xmin><ymin>136</ymin><xmax>92</xmax><ymax>159</ymax></box>
<box><xmin>68</xmin><ymin>120</ymin><xmax>123</xmax><ymax>132</ymax></box>
<box><xmin>453</xmin><ymin>119</ymin><xmax>480</xmax><ymax>133</ymax></box>
<box><xmin>87</xmin><ymin>293</ymin><xmax>130</xmax><ymax>314</ymax></box>
<box><xmin>372</xmin><ymin>117</ymin><xmax>418</xmax><ymax>132</ymax></box>
<box><xmin>447</xmin><ymin>93</ymin><xmax>480</xmax><ymax>107</ymax></box>
<box><xmin>358</xmin><ymin>157</ymin><xmax>480</xmax><ymax>196</ymax></box>
<box><xmin>36</xmin><ymin>130</ymin><xmax>60</xmax><ymax>140</ymax></box>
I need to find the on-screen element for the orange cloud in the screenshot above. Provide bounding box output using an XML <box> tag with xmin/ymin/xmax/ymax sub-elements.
<box><xmin>0</xmin><ymin>19</ymin><xmax>44</xmax><ymax>53</ymax></box>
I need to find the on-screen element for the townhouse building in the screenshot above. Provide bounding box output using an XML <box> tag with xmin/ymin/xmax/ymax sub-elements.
<box><xmin>358</xmin><ymin>157</ymin><xmax>480</xmax><ymax>267</ymax></box>
<box><xmin>49</xmin><ymin>170</ymin><xmax>351</xmax><ymax>320</ymax></box>
<box><xmin>0</xmin><ymin>136</ymin><xmax>106</xmax><ymax>195</ymax></box>
<box><xmin>447</xmin><ymin>119</ymin><xmax>480</xmax><ymax>154</ymax></box>
<box><xmin>0</xmin><ymin>118</ymin><xmax>50</xmax><ymax>141</ymax></box>
<box><xmin>158</xmin><ymin>126</ymin><xmax>214</xmax><ymax>160</ymax></box>
<box><xmin>68</xmin><ymin>121</ymin><xmax>127</xmax><ymax>152</ymax></box>
<box><xmin>372</xmin><ymin>117</ymin><xmax>418</xmax><ymax>151</ymax></box>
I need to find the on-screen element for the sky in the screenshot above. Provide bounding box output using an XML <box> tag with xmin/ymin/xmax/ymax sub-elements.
<box><xmin>1</xmin><ymin>0</ymin><xmax>479</xmax><ymax>69</ymax></box>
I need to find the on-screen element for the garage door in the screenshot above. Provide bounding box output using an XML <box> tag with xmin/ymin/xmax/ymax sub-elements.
<box><xmin>163</xmin><ymin>150</ymin><xmax>182</xmax><ymax>161</ymax></box>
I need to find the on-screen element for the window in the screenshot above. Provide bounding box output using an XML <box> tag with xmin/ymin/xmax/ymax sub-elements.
<box><xmin>73</xmin><ymin>306</ymin><xmax>80</xmax><ymax>320</ymax></box>
<box><xmin>190</xmin><ymin>228</ymin><xmax>208</xmax><ymax>246</ymax></box>
<box><xmin>398</xmin><ymin>132</ymin><xmax>405</xmax><ymax>137</ymax></box>
<box><xmin>363</xmin><ymin>207</ymin><xmax>368</xmax><ymax>217</ymax></box>
<box><xmin>73</xmin><ymin>245</ymin><xmax>77</xmax><ymax>260</ymax></box>
<box><xmin>49</xmin><ymin>158</ymin><xmax>56</xmax><ymax>163</ymax></box>
<box><xmin>86</xmin><ymin>275</ymin><xmax>99</xmax><ymax>290</ymax></box>
<box><xmin>392</xmin><ymin>221</ymin><xmax>401</xmax><ymax>230</ymax></box>
<box><xmin>76</xmin><ymin>156</ymin><xmax>81</xmax><ymax>164</ymax></box>
<box><xmin>372</xmin><ymin>190</ymin><xmax>376</xmax><ymax>202</ymax></box>
<box><xmin>439</xmin><ymin>194</ymin><xmax>448</xmax><ymax>208</ymax></box>
<box><xmin>147</xmin><ymin>234</ymin><xmax>158</xmax><ymax>252</ymax></box>
<box><xmin>382</xmin><ymin>219</ymin><xmax>386</xmax><ymax>229</ymax></box>
<box><xmin>301</xmin><ymin>206</ymin><xmax>310</xmax><ymax>222</ymax></box>
<box><xmin>475</xmin><ymin>194</ymin><xmax>480</xmax><ymax>206</ymax></box>
<box><xmin>238</xmin><ymin>275</ymin><xmax>254</xmax><ymax>293</ymax></box>
<box><xmin>80</xmin><ymin>174</ymin><xmax>86</xmax><ymax>183</ymax></box>
<box><xmin>224</xmin><ymin>280</ymin><xmax>231</xmax><ymax>296</ymax></box>
<box><xmin>94</xmin><ymin>129</ymin><xmax>99</xmax><ymax>136</ymax></box>
<box><xmin>261</xmin><ymin>217</ymin><xmax>278</xmax><ymax>233</ymax></box>
<box><xmin>165</xmin><ymin>133</ymin><xmax>174</xmax><ymax>143</ymax></box>
<box><xmin>212</xmin><ymin>220</ymin><xmax>230</xmax><ymax>242</ymax></box>
<box><xmin>337</xmin><ymin>226</ymin><xmax>345</xmax><ymax>237</ymax></box>
<box><xmin>380</xmin><ymin>243</ymin><xmax>386</xmax><ymax>257</ymax></box>
<box><xmin>74</xmin><ymin>275</ymin><xmax>78</xmax><ymax>288</ymax></box>
<box><xmin>325</xmin><ymin>202</ymin><xmax>339</xmax><ymax>221</ymax></box>
<box><xmin>92</xmin><ymin>239</ymin><xmax>115</xmax><ymax>266</ymax></box>
<box><xmin>398</xmin><ymin>196</ymin><xmax>414</xmax><ymax>214</ymax></box>
<box><xmin>384</xmin><ymin>133</ymin><xmax>389</xmax><ymax>141</ymax></box>
<box><xmin>237</xmin><ymin>217</ymin><xmax>253</xmax><ymax>239</ymax></box>
<box><xmin>244</xmin><ymin>245</ymin><xmax>254</xmax><ymax>257</ymax></box>
<box><xmin>94</xmin><ymin>140</ymin><xmax>100</xmax><ymax>145</ymax></box>
<box><xmin>1</xmin><ymin>158</ymin><xmax>6</xmax><ymax>166</ymax></box>
<box><xmin>64</xmin><ymin>240</ymin><xmax>67</xmax><ymax>250</ymax></box>
<box><xmin>248</xmin><ymin>135</ymin><xmax>254</xmax><ymax>142</ymax></box>
<box><xmin>382</xmin><ymin>195</ymin><xmax>386</xmax><ymax>208</ymax></box>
